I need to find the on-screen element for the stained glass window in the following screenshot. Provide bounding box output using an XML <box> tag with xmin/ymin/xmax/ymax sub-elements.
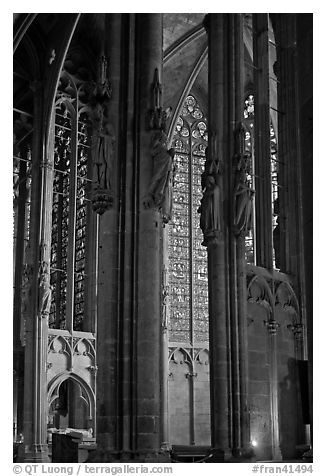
<box><xmin>13</xmin><ymin>114</ymin><xmax>33</xmax><ymax>262</ymax></box>
<box><xmin>243</xmin><ymin>94</ymin><xmax>280</xmax><ymax>268</ymax></box>
<box><xmin>243</xmin><ymin>94</ymin><xmax>256</xmax><ymax>264</ymax></box>
<box><xmin>49</xmin><ymin>88</ymin><xmax>92</xmax><ymax>331</ymax></box>
<box><xmin>168</xmin><ymin>95</ymin><xmax>209</xmax><ymax>344</ymax></box>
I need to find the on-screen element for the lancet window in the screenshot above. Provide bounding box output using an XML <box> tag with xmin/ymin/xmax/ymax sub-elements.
<box><xmin>49</xmin><ymin>74</ymin><xmax>93</xmax><ymax>331</ymax></box>
<box><xmin>168</xmin><ymin>95</ymin><xmax>209</xmax><ymax>344</ymax></box>
<box><xmin>243</xmin><ymin>93</ymin><xmax>280</xmax><ymax>268</ymax></box>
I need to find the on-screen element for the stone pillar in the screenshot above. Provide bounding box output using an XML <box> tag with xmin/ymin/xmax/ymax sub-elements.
<box><xmin>264</xmin><ymin>317</ymin><xmax>282</xmax><ymax>460</ymax></box>
<box><xmin>134</xmin><ymin>13</ymin><xmax>168</xmax><ymax>461</ymax></box>
<box><xmin>204</xmin><ymin>13</ymin><xmax>252</xmax><ymax>461</ymax></box>
<box><xmin>94</xmin><ymin>13</ymin><xmax>123</xmax><ymax>458</ymax></box>
<box><xmin>21</xmin><ymin>15</ymin><xmax>81</xmax><ymax>462</ymax></box>
<box><xmin>253</xmin><ymin>14</ymin><xmax>273</xmax><ymax>269</ymax></box>
<box><xmin>13</xmin><ymin>123</ymin><xmax>31</xmax><ymax>441</ymax></box>
<box><xmin>204</xmin><ymin>13</ymin><xmax>230</xmax><ymax>459</ymax></box>
<box><xmin>272</xmin><ymin>12</ymin><xmax>313</xmax><ymax>452</ymax></box>
<box><xmin>160</xmin><ymin>251</ymin><xmax>170</xmax><ymax>451</ymax></box>
<box><xmin>23</xmin><ymin>81</ymin><xmax>50</xmax><ymax>463</ymax></box>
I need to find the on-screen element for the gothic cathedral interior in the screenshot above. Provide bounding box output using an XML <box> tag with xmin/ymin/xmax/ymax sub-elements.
<box><xmin>13</xmin><ymin>13</ymin><xmax>313</xmax><ymax>463</ymax></box>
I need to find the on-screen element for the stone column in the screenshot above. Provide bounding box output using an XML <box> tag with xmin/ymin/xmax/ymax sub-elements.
<box><xmin>160</xmin><ymin>250</ymin><xmax>170</xmax><ymax>451</ymax></box>
<box><xmin>204</xmin><ymin>13</ymin><xmax>252</xmax><ymax>461</ymax></box>
<box><xmin>21</xmin><ymin>15</ymin><xmax>81</xmax><ymax>462</ymax></box>
<box><xmin>22</xmin><ymin>81</ymin><xmax>50</xmax><ymax>463</ymax></box>
<box><xmin>253</xmin><ymin>14</ymin><xmax>273</xmax><ymax>269</ymax></box>
<box><xmin>264</xmin><ymin>316</ymin><xmax>282</xmax><ymax>460</ymax></box>
<box><xmin>94</xmin><ymin>13</ymin><xmax>123</xmax><ymax>458</ymax></box>
<box><xmin>13</xmin><ymin>124</ymin><xmax>31</xmax><ymax>441</ymax></box>
<box><xmin>204</xmin><ymin>13</ymin><xmax>231</xmax><ymax>460</ymax></box>
<box><xmin>134</xmin><ymin>13</ymin><xmax>168</xmax><ymax>461</ymax></box>
<box><xmin>272</xmin><ymin>12</ymin><xmax>313</xmax><ymax>451</ymax></box>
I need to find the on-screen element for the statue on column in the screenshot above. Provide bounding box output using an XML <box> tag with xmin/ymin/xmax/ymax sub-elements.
<box><xmin>143</xmin><ymin>130</ymin><xmax>175</xmax><ymax>222</ymax></box>
<box><xmin>38</xmin><ymin>261</ymin><xmax>53</xmax><ymax>319</ymax></box>
<box><xmin>85</xmin><ymin>55</ymin><xmax>115</xmax><ymax>215</ymax></box>
<box><xmin>233</xmin><ymin>123</ymin><xmax>255</xmax><ymax>235</ymax></box>
<box><xmin>144</xmin><ymin>67</ymin><xmax>175</xmax><ymax>223</ymax></box>
<box><xmin>198</xmin><ymin>145</ymin><xmax>222</xmax><ymax>246</ymax></box>
<box><xmin>233</xmin><ymin>153</ymin><xmax>255</xmax><ymax>234</ymax></box>
<box><xmin>20</xmin><ymin>262</ymin><xmax>33</xmax><ymax>346</ymax></box>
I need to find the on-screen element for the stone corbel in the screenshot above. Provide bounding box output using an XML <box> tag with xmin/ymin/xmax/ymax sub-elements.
<box><xmin>88</xmin><ymin>365</ymin><xmax>98</xmax><ymax>375</ymax></box>
<box><xmin>287</xmin><ymin>322</ymin><xmax>304</xmax><ymax>340</ymax></box>
<box><xmin>264</xmin><ymin>319</ymin><xmax>280</xmax><ymax>335</ymax></box>
<box><xmin>185</xmin><ymin>372</ymin><xmax>198</xmax><ymax>379</ymax></box>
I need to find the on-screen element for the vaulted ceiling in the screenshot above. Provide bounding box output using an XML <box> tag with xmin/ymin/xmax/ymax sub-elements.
<box><xmin>14</xmin><ymin>14</ymin><xmax>258</xmax><ymax>129</ymax></box>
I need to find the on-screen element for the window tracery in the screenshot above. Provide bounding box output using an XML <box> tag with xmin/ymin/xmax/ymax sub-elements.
<box><xmin>168</xmin><ymin>95</ymin><xmax>209</xmax><ymax>344</ymax></box>
<box><xmin>243</xmin><ymin>93</ymin><xmax>280</xmax><ymax>268</ymax></box>
<box><xmin>49</xmin><ymin>80</ymin><xmax>92</xmax><ymax>331</ymax></box>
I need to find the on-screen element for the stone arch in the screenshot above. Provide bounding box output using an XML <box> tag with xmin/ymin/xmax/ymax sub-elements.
<box><xmin>247</xmin><ymin>274</ymin><xmax>273</xmax><ymax>316</ymax></box>
<box><xmin>275</xmin><ymin>281</ymin><xmax>300</xmax><ymax>319</ymax></box>
<box><xmin>48</xmin><ymin>371</ymin><xmax>95</xmax><ymax>421</ymax></box>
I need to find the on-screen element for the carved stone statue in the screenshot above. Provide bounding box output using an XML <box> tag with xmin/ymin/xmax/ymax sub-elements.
<box><xmin>20</xmin><ymin>263</ymin><xmax>33</xmax><ymax>346</ymax></box>
<box><xmin>39</xmin><ymin>261</ymin><xmax>53</xmax><ymax>318</ymax></box>
<box><xmin>198</xmin><ymin>150</ymin><xmax>222</xmax><ymax>245</ymax></box>
<box><xmin>143</xmin><ymin>131</ymin><xmax>175</xmax><ymax>221</ymax></box>
<box><xmin>233</xmin><ymin>157</ymin><xmax>255</xmax><ymax>234</ymax></box>
<box><xmin>90</xmin><ymin>103</ymin><xmax>115</xmax><ymax>192</ymax></box>
<box><xmin>21</xmin><ymin>264</ymin><xmax>32</xmax><ymax>315</ymax></box>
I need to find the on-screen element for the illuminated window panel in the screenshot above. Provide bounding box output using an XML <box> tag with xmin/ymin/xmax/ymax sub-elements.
<box><xmin>50</xmin><ymin>101</ymin><xmax>91</xmax><ymax>331</ymax></box>
<box><xmin>243</xmin><ymin>94</ymin><xmax>280</xmax><ymax>268</ymax></box>
<box><xmin>168</xmin><ymin>95</ymin><xmax>208</xmax><ymax>344</ymax></box>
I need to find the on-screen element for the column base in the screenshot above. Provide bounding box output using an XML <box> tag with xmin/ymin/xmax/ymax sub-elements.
<box><xmin>228</xmin><ymin>446</ymin><xmax>256</xmax><ymax>462</ymax></box>
<box><xmin>22</xmin><ymin>444</ymin><xmax>50</xmax><ymax>463</ymax></box>
<box><xmin>86</xmin><ymin>449</ymin><xmax>171</xmax><ymax>463</ymax></box>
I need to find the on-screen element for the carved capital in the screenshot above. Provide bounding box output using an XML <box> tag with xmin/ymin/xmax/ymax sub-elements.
<box><xmin>202</xmin><ymin>229</ymin><xmax>223</xmax><ymax>247</ymax></box>
<box><xmin>287</xmin><ymin>322</ymin><xmax>304</xmax><ymax>340</ymax></box>
<box><xmin>88</xmin><ymin>365</ymin><xmax>98</xmax><ymax>375</ymax></box>
<box><xmin>264</xmin><ymin>319</ymin><xmax>280</xmax><ymax>335</ymax></box>
<box><xmin>185</xmin><ymin>372</ymin><xmax>198</xmax><ymax>379</ymax></box>
<box><xmin>91</xmin><ymin>187</ymin><xmax>114</xmax><ymax>215</ymax></box>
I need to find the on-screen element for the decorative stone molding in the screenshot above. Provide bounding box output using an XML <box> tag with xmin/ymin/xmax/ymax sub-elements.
<box><xmin>195</xmin><ymin>348</ymin><xmax>209</xmax><ymax>365</ymax></box>
<box><xmin>264</xmin><ymin>319</ymin><xmax>280</xmax><ymax>335</ymax></box>
<box><xmin>185</xmin><ymin>372</ymin><xmax>198</xmax><ymax>379</ymax></box>
<box><xmin>147</xmin><ymin>68</ymin><xmax>171</xmax><ymax>132</ymax></box>
<box><xmin>88</xmin><ymin>365</ymin><xmax>98</xmax><ymax>374</ymax></box>
<box><xmin>247</xmin><ymin>275</ymin><xmax>273</xmax><ymax>315</ymax></box>
<box><xmin>91</xmin><ymin>187</ymin><xmax>114</xmax><ymax>215</ymax></box>
<box><xmin>275</xmin><ymin>281</ymin><xmax>300</xmax><ymax>315</ymax></box>
<box><xmin>287</xmin><ymin>322</ymin><xmax>304</xmax><ymax>341</ymax></box>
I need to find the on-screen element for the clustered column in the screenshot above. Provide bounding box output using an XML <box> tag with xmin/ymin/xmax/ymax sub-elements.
<box><xmin>203</xmin><ymin>13</ymin><xmax>252</xmax><ymax>460</ymax></box>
